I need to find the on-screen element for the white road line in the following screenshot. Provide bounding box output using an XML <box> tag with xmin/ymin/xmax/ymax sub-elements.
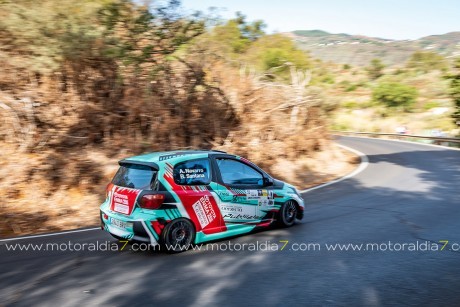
<box><xmin>300</xmin><ymin>144</ymin><xmax>369</xmax><ymax>193</ymax></box>
<box><xmin>0</xmin><ymin>227</ymin><xmax>100</xmax><ymax>243</ymax></box>
<box><xmin>336</xmin><ymin>134</ymin><xmax>460</xmax><ymax>151</ymax></box>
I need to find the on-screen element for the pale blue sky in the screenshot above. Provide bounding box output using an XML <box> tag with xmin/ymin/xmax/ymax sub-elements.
<box><xmin>180</xmin><ymin>0</ymin><xmax>460</xmax><ymax>40</ymax></box>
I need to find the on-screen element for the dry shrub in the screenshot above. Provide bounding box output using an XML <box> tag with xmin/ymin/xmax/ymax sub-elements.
<box><xmin>200</xmin><ymin>60</ymin><xmax>349</xmax><ymax>186</ymax></box>
<box><xmin>0</xmin><ymin>54</ymin><xmax>355</xmax><ymax>237</ymax></box>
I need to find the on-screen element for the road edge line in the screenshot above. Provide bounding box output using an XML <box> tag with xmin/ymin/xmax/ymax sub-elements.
<box><xmin>300</xmin><ymin>143</ymin><xmax>369</xmax><ymax>194</ymax></box>
<box><xmin>0</xmin><ymin>227</ymin><xmax>100</xmax><ymax>243</ymax></box>
<box><xmin>334</xmin><ymin>134</ymin><xmax>460</xmax><ymax>151</ymax></box>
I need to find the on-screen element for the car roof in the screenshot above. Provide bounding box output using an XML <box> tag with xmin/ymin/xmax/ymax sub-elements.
<box><xmin>122</xmin><ymin>150</ymin><xmax>229</xmax><ymax>165</ymax></box>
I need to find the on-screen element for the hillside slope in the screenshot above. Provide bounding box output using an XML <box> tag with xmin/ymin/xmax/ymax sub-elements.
<box><xmin>289</xmin><ymin>30</ymin><xmax>460</xmax><ymax>66</ymax></box>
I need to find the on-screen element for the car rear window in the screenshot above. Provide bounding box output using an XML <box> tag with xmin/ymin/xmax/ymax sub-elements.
<box><xmin>112</xmin><ymin>164</ymin><xmax>157</xmax><ymax>190</ymax></box>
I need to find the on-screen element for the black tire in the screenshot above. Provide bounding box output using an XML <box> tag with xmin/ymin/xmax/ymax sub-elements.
<box><xmin>160</xmin><ymin>218</ymin><xmax>195</xmax><ymax>253</ymax></box>
<box><xmin>278</xmin><ymin>200</ymin><xmax>298</xmax><ymax>227</ymax></box>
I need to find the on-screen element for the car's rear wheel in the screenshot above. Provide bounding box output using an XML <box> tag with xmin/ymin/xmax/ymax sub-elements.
<box><xmin>160</xmin><ymin>218</ymin><xmax>195</xmax><ymax>253</ymax></box>
<box><xmin>278</xmin><ymin>200</ymin><xmax>297</xmax><ymax>227</ymax></box>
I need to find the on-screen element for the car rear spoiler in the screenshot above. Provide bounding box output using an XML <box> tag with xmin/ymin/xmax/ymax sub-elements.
<box><xmin>118</xmin><ymin>160</ymin><xmax>159</xmax><ymax>170</ymax></box>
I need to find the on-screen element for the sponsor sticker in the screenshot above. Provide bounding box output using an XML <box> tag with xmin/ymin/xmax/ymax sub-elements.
<box><xmin>113</xmin><ymin>193</ymin><xmax>129</xmax><ymax>205</ymax></box>
<box><xmin>258</xmin><ymin>199</ymin><xmax>275</xmax><ymax>206</ymax></box>
<box><xmin>245</xmin><ymin>189</ymin><xmax>274</xmax><ymax>205</ymax></box>
<box><xmin>246</xmin><ymin>190</ymin><xmax>260</xmax><ymax>200</ymax></box>
<box><xmin>221</xmin><ymin>203</ymin><xmax>260</xmax><ymax>220</ymax></box>
<box><xmin>111</xmin><ymin>187</ymin><xmax>141</xmax><ymax>215</ymax></box>
<box><xmin>192</xmin><ymin>196</ymin><xmax>217</xmax><ymax>228</ymax></box>
<box><xmin>159</xmin><ymin>154</ymin><xmax>186</xmax><ymax>161</ymax></box>
<box><xmin>220</xmin><ymin>204</ymin><xmax>243</xmax><ymax>213</ymax></box>
<box><xmin>114</xmin><ymin>203</ymin><xmax>129</xmax><ymax>214</ymax></box>
<box><xmin>246</xmin><ymin>189</ymin><xmax>274</xmax><ymax>200</ymax></box>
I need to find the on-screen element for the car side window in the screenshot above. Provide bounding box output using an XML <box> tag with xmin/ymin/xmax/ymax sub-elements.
<box><xmin>216</xmin><ymin>158</ymin><xmax>263</xmax><ymax>186</ymax></box>
<box><xmin>173</xmin><ymin>159</ymin><xmax>211</xmax><ymax>185</ymax></box>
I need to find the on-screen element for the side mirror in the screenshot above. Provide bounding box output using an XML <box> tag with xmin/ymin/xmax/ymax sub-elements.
<box><xmin>263</xmin><ymin>177</ymin><xmax>274</xmax><ymax>187</ymax></box>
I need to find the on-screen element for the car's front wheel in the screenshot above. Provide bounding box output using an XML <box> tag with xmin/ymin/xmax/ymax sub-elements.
<box><xmin>278</xmin><ymin>200</ymin><xmax>298</xmax><ymax>227</ymax></box>
<box><xmin>160</xmin><ymin>218</ymin><xmax>195</xmax><ymax>253</ymax></box>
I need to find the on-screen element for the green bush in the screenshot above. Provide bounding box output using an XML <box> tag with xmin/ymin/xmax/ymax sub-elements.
<box><xmin>345</xmin><ymin>84</ymin><xmax>358</xmax><ymax>92</ymax></box>
<box><xmin>422</xmin><ymin>101</ymin><xmax>441</xmax><ymax>110</ymax></box>
<box><xmin>322</xmin><ymin>75</ymin><xmax>335</xmax><ymax>84</ymax></box>
<box><xmin>372</xmin><ymin>82</ymin><xmax>418</xmax><ymax>110</ymax></box>
<box><xmin>407</xmin><ymin>51</ymin><xmax>447</xmax><ymax>73</ymax></box>
<box><xmin>341</xmin><ymin>101</ymin><xmax>358</xmax><ymax>109</ymax></box>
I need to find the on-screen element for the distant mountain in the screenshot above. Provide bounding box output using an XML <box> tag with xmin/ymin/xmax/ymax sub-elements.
<box><xmin>288</xmin><ymin>30</ymin><xmax>460</xmax><ymax>66</ymax></box>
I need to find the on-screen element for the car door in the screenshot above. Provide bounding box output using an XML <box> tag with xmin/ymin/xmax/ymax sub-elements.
<box><xmin>170</xmin><ymin>158</ymin><xmax>226</xmax><ymax>235</ymax></box>
<box><xmin>212</xmin><ymin>157</ymin><xmax>266</xmax><ymax>229</ymax></box>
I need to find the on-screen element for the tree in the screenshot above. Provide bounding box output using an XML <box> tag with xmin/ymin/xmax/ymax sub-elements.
<box><xmin>235</xmin><ymin>12</ymin><xmax>266</xmax><ymax>42</ymax></box>
<box><xmin>366</xmin><ymin>59</ymin><xmax>385</xmax><ymax>80</ymax></box>
<box><xmin>205</xmin><ymin>12</ymin><xmax>266</xmax><ymax>55</ymax></box>
<box><xmin>192</xmin><ymin>14</ymin><xmax>306</xmax><ymax>81</ymax></box>
<box><xmin>0</xmin><ymin>0</ymin><xmax>205</xmax><ymax>73</ymax></box>
<box><xmin>372</xmin><ymin>82</ymin><xmax>418</xmax><ymax>110</ymax></box>
<box><xmin>448</xmin><ymin>58</ymin><xmax>460</xmax><ymax>127</ymax></box>
<box><xmin>245</xmin><ymin>34</ymin><xmax>310</xmax><ymax>73</ymax></box>
<box><xmin>0</xmin><ymin>0</ymin><xmax>109</xmax><ymax>72</ymax></box>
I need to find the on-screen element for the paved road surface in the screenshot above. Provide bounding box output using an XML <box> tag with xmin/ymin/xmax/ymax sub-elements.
<box><xmin>1</xmin><ymin>136</ymin><xmax>459</xmax><ymax>306</ymax></box>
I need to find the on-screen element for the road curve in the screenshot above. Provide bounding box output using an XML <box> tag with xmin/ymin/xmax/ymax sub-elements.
<box><xmin>1</xmin><ymin>136</ymin><xmax>459</xmax><ymax>306</ymax></box>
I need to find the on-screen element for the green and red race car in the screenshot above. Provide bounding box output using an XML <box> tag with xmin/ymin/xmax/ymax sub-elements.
<box><xmin>100</xmin><ymin>150</ymin><xmax>304</xmax><ymax>252</ymax></box>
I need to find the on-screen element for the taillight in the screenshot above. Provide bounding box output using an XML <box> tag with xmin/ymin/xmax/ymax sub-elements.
<box><xmin>139</xmin><ymin>194</ymin><xmax>165</xmax><ymax>209</ymax></box>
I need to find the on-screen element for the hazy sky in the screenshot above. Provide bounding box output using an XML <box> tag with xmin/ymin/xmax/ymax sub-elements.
<box><xmin>180</xmin><ymin>0</ymin><xmax>460</xmax><ymax>40</ymax></box>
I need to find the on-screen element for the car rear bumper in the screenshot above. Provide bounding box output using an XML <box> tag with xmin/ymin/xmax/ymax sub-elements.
<box><xmin>100</xmin><ymin>209</ymin><xmax>159</xmax><ymax>246</ymax></box>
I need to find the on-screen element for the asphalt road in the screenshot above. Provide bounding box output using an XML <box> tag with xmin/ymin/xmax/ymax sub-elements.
<box><xmin>1</xmin><ymin>136</ymin><xmax>460</xmax><ymax>306</ymax></box>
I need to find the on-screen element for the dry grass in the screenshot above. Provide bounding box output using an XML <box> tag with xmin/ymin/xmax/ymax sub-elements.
<box><xmin>0</xmin><ymin>145</ymin><xmax>119</xmax><ymax>237</ymax></box>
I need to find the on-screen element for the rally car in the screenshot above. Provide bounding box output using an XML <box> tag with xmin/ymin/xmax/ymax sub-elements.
<box><xmin>100</xmin><ymin>150</ymin><xmax>304</xmax><ymax>252</ymax></box>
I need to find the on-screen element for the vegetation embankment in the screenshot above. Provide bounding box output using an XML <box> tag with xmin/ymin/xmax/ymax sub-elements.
<box><xmin>0</xmin><ymin>1</ymin><xmax>354</xmax><ymax>237</ymax></box>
